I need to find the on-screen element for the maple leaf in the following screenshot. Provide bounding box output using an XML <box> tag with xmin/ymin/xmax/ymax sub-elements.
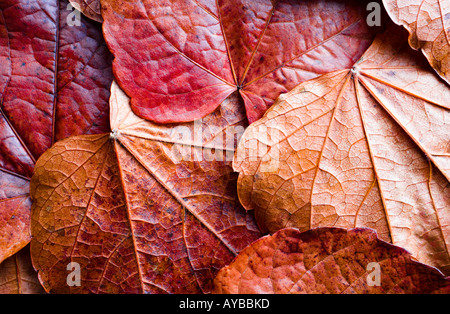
<box><xmin>30</xmin><ymin>82</ymin><xmax>261</xmax><ymax>294</ymax></box>
<box><xmin>383</xmin><ymin>0</ymin><xmax>450</xmax><ymax>85</ymax></box>
<box><xmin>233</xmin><ymin>25</ymin><xmax>450</xmax><ymax>275</ymax></box>
<box><xmin>69</xmin><ymin>0</ymin><xmax>103</xmax><ymax>23</ymax></box>
<box><xmin>0</xmin><ymin>246</ymin><xmax>45</xmax><ymax>294</ymax></box>
<box><xmin>0</xmin><ymin>0</ymin><xmax>114</xmax><ymax>263</ymax></box>
<box><xmin>100</xmin><ymin>0</ymin><xmax>381</xmax><ymax>124</ymax></box>
<box><xmin>213</xmin><ymin>228</ymin><xmax>450</xmax><ymax>294</ymax></box>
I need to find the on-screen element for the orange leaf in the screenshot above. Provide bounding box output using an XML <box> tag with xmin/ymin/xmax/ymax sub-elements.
<box><xmin>213</xmin><ymin>228</ymin><xmax>450</xmax><ymax>294</ymax></box>
<box><xmin>0</xmin><ymin>246</ymin><xmax>45</xmax><ymax>294</ymax></box>
<box><xmin>30</xmin><ymin>82</ymin><xmax>260</xmax><ymax>293</ymax></box>
<box><xmin>383</xmin><ymin>0</ymin><xmax>450</xmax><ymax>84</ymax></box>
<box><xmin>234</xmin><ymin>25</ymin><xmax>450</xmax><ymax>275</ymax></box>
<box><xmin>0</xmin><ymin>169</ymin><xmax>31</xmax><ymax>263</ymax></box>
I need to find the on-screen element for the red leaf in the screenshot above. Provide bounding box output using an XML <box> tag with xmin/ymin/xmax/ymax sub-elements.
<box><xmin>0</xmin><ymin>0</ymin><xmax>113</xmax><ymax>262</ymax></box>
<box><xmin>101</xmin><ymin>0</ymin><xmax>381</xmax><ymax>124</ymax></box>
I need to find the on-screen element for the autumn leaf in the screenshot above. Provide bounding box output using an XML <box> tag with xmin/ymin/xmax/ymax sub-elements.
<box><xmin>0</xmin><ymin>0</ymin><xmax>114</xmax><ymax>263</ymax></box>
<box><xmin>100</xmin><ymin>0</ymin><xmax>381</xmax><ymax>124</ymax></box>
<box><xmin>0</xmin><ymin>246</ymin><xmax>45</xmax><ymax>294</ymax></box>
<box><xmin>382</xmin><ymin>0</ymin><xmax>450</xmax><ymax>84</ymax></box>
<box><xmin>213</xmin><ymin>228</ymin><xmax>450</xmax><ymax>294</ymax></box>
<box><xmin>233</xmin><ymin>25</ymin><xmax>450</xmax><ymax>275</ymax></box>
<box><xmin>0</xmin><ymin>171</ymin><xmax>31</xmax><ymax>264</ymax></box>
<box><xmin>69</xmin><ymin>0</ymin><xmax>102</xmax><ymax>23</ymax></box>
<box><xmin>30</xmin><ymin>82</ymin><xmax>261</xmax><ymax>294</ymax></box>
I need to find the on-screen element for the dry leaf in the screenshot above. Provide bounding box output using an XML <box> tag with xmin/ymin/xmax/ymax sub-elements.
<box><xmin>0</xmin><ymin>0</ymin><xmax>113</xmax><ymax>263</ymax></box>
<box><xmin>100</xmin><ymin>0</ymin><xmax>380</xmax><ymax>124</ymax></box>
<box><xmin>213</xmin><ymin>228</ymin><xmax>450</xmax><ymax>294</ymax></box>
<box><xmin>30</xmin><ymin>82</ymin><xmax>261</xmax><ymax>293</ymax></box>
<box><xmin>0</xmin><ymin>164</ymin><xmax>32</xmax><ymax>263</ymax></box>
<box><xmin>382</xmin><ymin>0</ymin><xmax>450</xmax><ymax>84</ymax></box>
<box><xmin>0</xmin><ymin>246</ymin><xmax>45</xmax><ymax>294</ymax></box>
<box><xmin>69</xmin><ymin>0</ymin><xmax>102</xmax><ymax>23</ymax></box>
<box><xmin>234</xmin><ymin>25</ymin><xmax>450</xmax><ymax>275</ymax></box>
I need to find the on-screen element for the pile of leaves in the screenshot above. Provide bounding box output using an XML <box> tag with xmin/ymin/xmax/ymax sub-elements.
<box><xmin>0</xmin><ymin>0</ymin><xmax>448</xmax><ymax>294</ymax></box>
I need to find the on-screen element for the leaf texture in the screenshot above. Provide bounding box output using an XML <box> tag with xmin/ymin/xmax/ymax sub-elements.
<box><xmin>69</xmin><ymin>0</ymin><xmax>102</xmax><ymax>22</ymax></box>
<box><xmin>0</xmin><ymin>0</ymin><xmax>114</xmax><ymax>263</ymax></box>
<box><xmin>213</xmin><ymin>228</ymin><xmax>450</xmax><ymax>294</ymax></box>
<box><xmin>383</xmin><ymin>0</ymin><xmax>450</xmax><ymax>84</ymax></box>
<box><xmin>234</xmin><ymin>25</ymin><xmax>450</xmax><ymax>275</ymax></box>
<box><xmin>100</xmin><ymin>0</ymin><xmax>380</xmax><ymax>124</ymax></box>
<box><xmin>30</xmin><ymin>82</ymin><xmax>261</xmax><ymax>294</ymax></box>
<box><xmin>0</xmin><ymin>163</ymin><xmax>32</xmax><ymax>263</ymax></box>
<box><xmin>0</xmin><ymin>246</ymin><xmax>45</xmax><ymax>294</ymax></box>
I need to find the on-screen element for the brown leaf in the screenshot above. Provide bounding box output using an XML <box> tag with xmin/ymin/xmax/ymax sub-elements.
<box><xmin>0</xmin><ymin>246</ymin><xmax>45</xmax><ymax>294</ymax></box>
<box><xmin>0</xmin><ymin>0</ymin><xmax>114</xmax><ymax>263</ymax></box>
<box><xmin>0</xmin><ymin>167</ymin><xmax>31</xmax><ymax>263</ymax></box>
<box><xmin>382</xmin><ymin>0</ymin><xmax>450</xmax><ymax>84</ymax></box>
<box><xmin>30</xmin><ymin>82</ymin><xmax>261</xmax><ymax>293</ymax></box>
<box><xmin>234</xmin><ymin>25</ymin><xmax>450</xmax><ymax>275</ymax></box>
<box><xmin>69</xmin><ymin>0</ymin><xmax>102</xmax><ymax>23</ymax></box>
<box><xmin>100</xmin><ymin>0</ymin><xmax>380</xmax><ymax>124</ymax></box>
<box><xmin>213</xmin><ymin>227</ymin><xmax>450</xmax><ymax>294</ymax></box>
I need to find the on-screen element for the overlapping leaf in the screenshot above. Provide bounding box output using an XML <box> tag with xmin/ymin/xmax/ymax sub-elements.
<box><xmin>30</xmin><ymin>82</ymin><xmax>261</xmax><ymax>293</ymax></box>
<box><xmin>100</xmin><ymin>0</ymin><xmax>381</xmax><ymax>124</ymax></box>
<box><xmin>213</xmin><ymin>228</ymin><xmax>450</xmax><ymax>294</ymax></box>
<box><xmin>69</xmin><ymin>0</ymin><xmax>102</xmax><ymax>22</ymax></box>
<box><xmin>234</xmin><ymin>25</ymin><xmax>450</xmax><ymax>275</ymax></box>
<box><xmin>0</xmin><ymin>0</ymin><xmax>114</xmax><ymax>263</ymax></box>
<box><xmin>383</xmin><ymin>0</ymin><xmax>450</xmax><ymax>84</ymax></box>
